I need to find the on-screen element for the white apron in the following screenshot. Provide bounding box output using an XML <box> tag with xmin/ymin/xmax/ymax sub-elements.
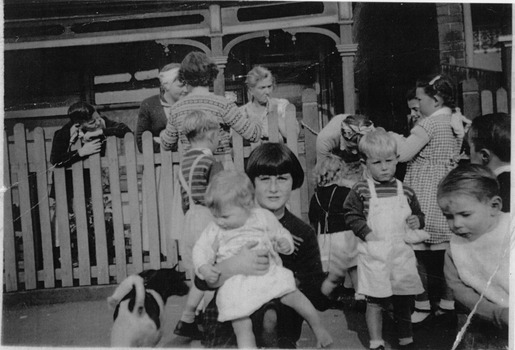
<box><xmin>357</xmin><ymin>179</ymin><xmax>423</xmax><ymax>298</ymax></box>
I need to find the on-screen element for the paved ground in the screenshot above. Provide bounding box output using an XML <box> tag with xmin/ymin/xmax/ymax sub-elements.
<box><xmin>1</xmin><ymin>286</ymin><xmax>460</xmax><ymax>349</ymax></box>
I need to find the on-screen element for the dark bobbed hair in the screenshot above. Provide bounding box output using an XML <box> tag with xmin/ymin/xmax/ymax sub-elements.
<box><xmin>68</xmin><ymin>101</ymin><xmax>96</xmax><ymax>124</ymax></box>
<box><xmin>468</xmin><ymin>113</ymin><xmax>511</xmax><ymax>162</ymax></box>
<box><xmin>416</xmin><ymin>74</ymin><xmax>456</xmax><ymax>110</ymax></box>
<box><xmin>179</xmin><ymin>51</ymin><xmax>219</xmax><ymax>87</ymax></box>
<box><xmin>437</xmin><ymin>163</ymin><xmax>499</xmax><ymax>203</ymax></box>
<box><xmin>245</xmin><ymin>143</ymin><xmax>304</xmax><ymax>190</ymax></box>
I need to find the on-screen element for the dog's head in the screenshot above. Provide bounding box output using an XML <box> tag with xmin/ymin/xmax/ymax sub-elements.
<box><xmin>139</xmin><ymin>266</ymin><xmax>189</xmax><ymax>302</ymax></box>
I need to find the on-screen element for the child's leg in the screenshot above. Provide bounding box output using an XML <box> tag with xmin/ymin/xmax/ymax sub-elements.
<box><xmin>392</xmin><ymin>295</ymin><xmax>414</xmax><ymax>346</ymax></box>
<box><xmin>180</xmin><ymin>283</ymin><xmax>204</xmax><ymax>323</ymax></box>
<box><xmin>232</xmin><ymin>317</ymin><xmax>256</xmax><ymax>348</ymax></box>
<box><xmin>413</xmin><ymin>250</ymin><xmax>431</xmax><ymax>323</ymax></box>
<box><xmin>366</xmin><ymin>297</ymin><xmax>385</xmax><ymax>349</ymax></box>
<box><xmin>280</xmin><ymin>290</ymin><xmax>333</xmax><ymax>348</ymax></box>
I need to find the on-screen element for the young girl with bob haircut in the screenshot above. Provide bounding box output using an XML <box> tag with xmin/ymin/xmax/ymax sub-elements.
<box><xmin>193</xmin><ymin>170</ymin><xmax>332</xmax><ymax>348</ymax></box>
<box><xmin>439</xmin><ymin>164</ymin><xmax>509</xmax><ymax>349</ymax></box>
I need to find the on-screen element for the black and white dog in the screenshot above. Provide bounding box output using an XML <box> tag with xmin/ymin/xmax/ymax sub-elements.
<box><xmin>107</xmin><ymin>267</ymin><xmax>189</xmax><ymax>347</ymax></box>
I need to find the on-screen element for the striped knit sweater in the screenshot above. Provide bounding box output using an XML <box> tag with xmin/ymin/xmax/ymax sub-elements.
<box><xmin>161</xmin><ymin>94</ymin><xmax>262</xmax><ymax>154</ymax></box>
<box><xmin>180</xmin><ymin>149</ymin><xmax>223</xmax><ymax>213</ymax></box>
<box><xmin>343</xmin><ymin>178</ymin><xmax>425</xmax><ymax>241</ymax></box>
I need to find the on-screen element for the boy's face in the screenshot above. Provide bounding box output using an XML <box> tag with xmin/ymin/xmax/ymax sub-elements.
<box><xmin>79</xmin><ymin>112</ymin><xmax>102</xmax><ymax>132</ymax></box>
<box><xmin>363</xmin><ymin>153</ymin><xmax>398</xmax><ymax>183</ymax></box>
<box><xmin>438</xmin><ymin>192</ymin><xmax>501</xmax><ymax>241</ymax></box>
<box><xmin>212</xmin><ymin>202</ymin><xmax>250</xmax><ymax>230</ymax></box>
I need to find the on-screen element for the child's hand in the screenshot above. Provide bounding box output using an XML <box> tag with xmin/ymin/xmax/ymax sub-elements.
<box><xmin>83</xmin><ymin>129</ymin><xmax>103</xmax><ymax>142</ymax></box>
<box><xmin>275</xmin><ymin>237</ymin><xmax>291</xmax><ymax>253</ymax></box>
<box><xmin>199</xmin><ymin>264</ymin><xmax>221</xmax><ymax>284</ymax></box>
<box><xmin>406</xmin><ymin>215</ymin><xmax>420</xmax><ymax>230</ymax></box>
<box><xmin>78</xmin><ymin>139</ymin><xmax>102</xmax><ymax>157</ymax></box>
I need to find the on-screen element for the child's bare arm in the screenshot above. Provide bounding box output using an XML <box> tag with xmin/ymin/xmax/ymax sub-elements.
<box><xmin>406</xmin><ymin>215</ymin><xmax>421</xmax><ymax>230</ymax></box>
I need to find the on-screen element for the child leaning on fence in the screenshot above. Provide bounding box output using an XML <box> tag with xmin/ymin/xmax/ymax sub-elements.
<box><xmin>174</xmin><ymin>109</ymin><xmax>223</xmax><ymax>340</ymax></box>
<box><xmin>439</xmin><ymin>164</ymin><xmax>509</xmax><ymax>350</ymax></box>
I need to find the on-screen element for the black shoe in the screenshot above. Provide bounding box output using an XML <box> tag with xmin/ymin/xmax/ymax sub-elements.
<box><xmin>174</xmin><ymin>321</ymin><xmax>203</xmax><ymax>340</ymax></box>
<box><xmin>432</xmin><ymin>308</ymin><xmax>457</xmax><ymax>328</ymax></box>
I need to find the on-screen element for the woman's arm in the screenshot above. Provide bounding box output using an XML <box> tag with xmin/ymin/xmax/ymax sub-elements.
<box><xmin>390</xmin><ymin>125</ymin><xmax>430</xmax><ymax>162</ymax></box>
<box><xmin>444</xmin><ymin>249</ymin><xmax>509</xmax><ymax>328</ymax></box>
<box><xmin>160</xmin><ymin>117</ymin><xmax>179</xmax><ymax>151</ymax></box>
<box><xmin>316</xmin><ymin>114</ymin><xmax>348</xmax><ymax>164</ymax></box>
<box><xmin>199</xmin><ymin>241</ymin><xmax>270</xmax><ymax>289</ymax></box>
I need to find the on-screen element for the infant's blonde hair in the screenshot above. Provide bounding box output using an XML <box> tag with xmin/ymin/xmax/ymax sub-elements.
<box><xmin>205</xmin><ymin>171</ymin><xmax>255</xmax><ymax>216</ymax></box>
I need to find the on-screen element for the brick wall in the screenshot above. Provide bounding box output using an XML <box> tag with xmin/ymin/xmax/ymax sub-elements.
<box><xmin>436</xmin><ymin>3</ymin><xmax>466</xmax><ymax>66</ymax></box>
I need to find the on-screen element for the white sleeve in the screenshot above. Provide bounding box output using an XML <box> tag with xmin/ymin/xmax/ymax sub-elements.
<box><xmin>391</xmin><ymin>125</ymin><xmax>430</xmax><ymax>162</ymax></box>
<box><xmin>192</xmin><ymin>223</ymin><xmax>219</xmax><ymax>279</ymax></box>
<box><xmin>316</xmin><ymin>114</ymin><xmax>349</xmax><ymax>164</ymax></box>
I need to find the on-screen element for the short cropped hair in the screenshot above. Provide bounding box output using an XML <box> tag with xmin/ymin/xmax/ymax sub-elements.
<box><xmin>358</xmin><ymin>127</ymin><xmax>397</xmax><ymax>161</ymax></box>
<box><xmin>182</xmin><ymin>110</ymin><xmax>219</xmax><ymax>142</ymax></box>
<box><xmin>158</xmin><ymin>63</ymin><xmax>181</xmax><ymax>85</ymax></box>
<box><xmin>68</xmin><ymin>101</ymin><xmax>96</xmax><ymax>125</ymax></box>
<box><xmin>179</xmin><ymin>51</ymin><xmax>219</xmax><ymax>87</ymax></box>
<box><xmin>246</xmin><ymin>143</ymin><xmax>304</xmax><ymax>190</ymax></box>
<box><xmin>205</xmin><ymin>170</ymin><xmax>255</xmax><ymax>216</ymax></box>
<box><xmin>437</xmin><ymin>163</ymin><xmax>499</xmax><ymax>203</ymax></box>
<box><xmin>468</xmin><ymin>113</ymin><xmax>511</xmax><ymax>162</ymax></box>
<box><xmin>245</xmin><ymin>66</ymin><xmax>275</xmax><ymax>89</ymax></box>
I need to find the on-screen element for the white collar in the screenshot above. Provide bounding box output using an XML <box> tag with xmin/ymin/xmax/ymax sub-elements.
<box><xmin>494</xmin><ymin>165</ymin><xmax>511</xmax><ymax>176</ymax></box>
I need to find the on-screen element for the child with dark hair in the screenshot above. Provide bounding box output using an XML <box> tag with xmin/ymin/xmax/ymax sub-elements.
<box><xmin>439</xmin><ymin>164</ymin><xmax>509</xmax><ymax>349</ymax></box>
<box><xmin>467</xmin><ymin>113</ymin><xmax>511</xmax><ymax>212</ymax></box>
<box><xmin>160</xmin><ymin>51</ymin><xmax>261</xmax><ymax>168</ymax></box>
<box><xmin>390</xmin><ymin>74</ymin><xmax>465</xmax><ymax>326</ymax></box>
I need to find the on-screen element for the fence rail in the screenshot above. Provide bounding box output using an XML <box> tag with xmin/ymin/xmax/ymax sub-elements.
<box><xmin>2</xmin><ymin>94</ymin><xmax>319</xmax><ymax>292</ymax></box>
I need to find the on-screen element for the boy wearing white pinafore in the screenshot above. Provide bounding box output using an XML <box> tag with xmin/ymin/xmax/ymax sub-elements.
<box><xmin>342</xmin><ymin>128</ymin><xmax>426</xmax><ymax>350</ymax></box>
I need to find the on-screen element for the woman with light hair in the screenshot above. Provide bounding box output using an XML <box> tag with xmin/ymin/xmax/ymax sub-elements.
<box><xmin>241</xmin><ymin>66</ymin><xmax>300</xmax><ymax>142</ymax></box>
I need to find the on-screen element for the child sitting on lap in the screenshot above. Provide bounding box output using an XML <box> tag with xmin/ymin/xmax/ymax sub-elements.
<box><xmin>193</xmin><ymin>170</ymin><xmax>333</xmax><ymax>348</ymax></box>
<box><xmin>439</xmin><ymin>164</ymin><xmax>509</xmax><ymax>349</ymax></box>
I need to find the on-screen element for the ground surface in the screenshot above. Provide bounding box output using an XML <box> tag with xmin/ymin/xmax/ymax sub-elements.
<box><xmin>1</xmin><ymin>287</ymin><xmax>460</xmax><ymax>349</ymax></box>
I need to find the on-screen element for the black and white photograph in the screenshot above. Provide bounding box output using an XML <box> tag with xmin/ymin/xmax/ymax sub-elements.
<box><xmin>2</xmin><ymin>1</ymin><xmax>512</xmax><ymax>349</ymax></box>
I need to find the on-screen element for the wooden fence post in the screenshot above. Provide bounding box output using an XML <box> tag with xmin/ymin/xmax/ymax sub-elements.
<box><xmin>13</xmin><ymin>123</ymin><xmax>37</xmax><ymax>290</ymax></box>
<box><xmin>302</xmin><ymin>89</ymin><xmax>319</xmax><ymax>210</ymax></box>
<box><xmin>125</xmin><ymin>133</ymin><xmax>143</xmax><ymax>272</ymax></box>
<box><xmin>33</xmin><ymin>128</ymin><xmax>55</xmax><ymax>288</ymax></box>
<box><xmin>142</xmin><ymin>133</ymin><xmax>161</xmax><ymax>270</ymax></box>
<box><xmin>107</xmin><ymin>136</ymin><xmax>127</xmax><ymax>282</ymax></box>
<box><xmin>3</xmin><ymin>131</ymin><xmax>18</xmax><ymax>292</ymax></box>
<box><xmin>53</xmin><ymin>166</ymin><xmax>73</xmax><ymax>286</ymax></box>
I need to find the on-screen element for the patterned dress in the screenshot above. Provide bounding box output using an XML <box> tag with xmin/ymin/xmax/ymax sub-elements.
<box><xmin>403</xmin><ymin>108</ymin><xmax>463</xmax><ymax>244</ymax></box>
